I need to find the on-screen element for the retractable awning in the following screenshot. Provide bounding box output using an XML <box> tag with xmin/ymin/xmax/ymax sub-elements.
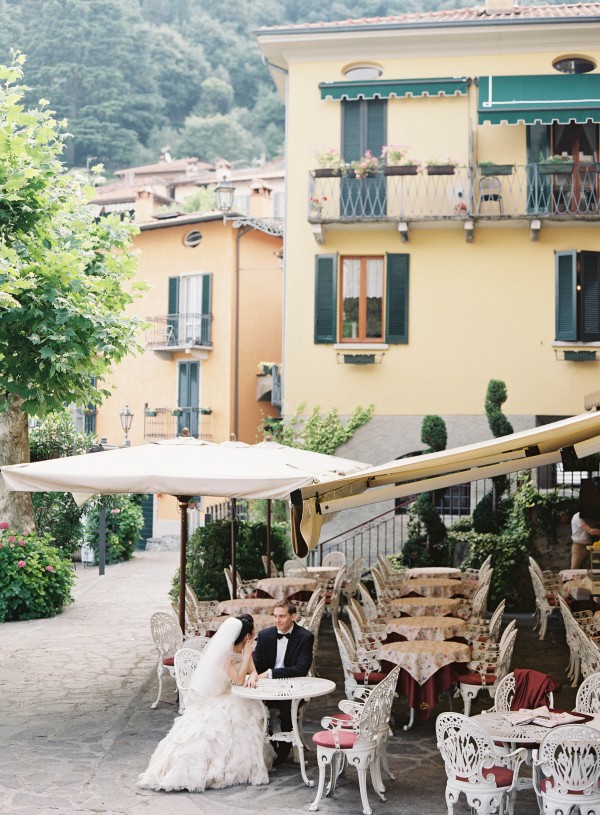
<box><xmin>478</xmin><ymin>74</ymin><xmax>600</xmax><ymax>125</ymax></box>
<box><xmin>320</xmin><ymin>77</ymin><xmax>469</xmax><ymax>101</ymax></box>
<box><xmin>290</xmin><ymin>411</ymin><xmax>600</xmax><ymax>557</ymax></box>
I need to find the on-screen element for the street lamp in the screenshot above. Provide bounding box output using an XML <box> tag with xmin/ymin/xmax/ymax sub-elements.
<box><xmin>215</xmin><ymin>180</ymin><xmax>236</xmax><ymax>220</ymax></box>
<box><xmin>119</xmin><ymin>404</ymin><xmax>134</xmax><ymax>447</ymax></box>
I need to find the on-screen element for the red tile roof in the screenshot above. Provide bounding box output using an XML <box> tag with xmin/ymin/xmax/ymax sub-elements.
<box><xmin>257</xmin><ymin>3</ymin><xmax>600</xmax><ymax>31</ymax></box>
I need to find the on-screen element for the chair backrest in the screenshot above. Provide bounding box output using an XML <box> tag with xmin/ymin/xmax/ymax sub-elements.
<box><xmin>334</xmin><ymin>626</ymin><xmax>356</xmax><ymax>681</ymax></box>
<box><xmin>322</xmin><ymin>551</ymin><xmax>346</xmax><ymax>568</ymax></box>
<box><xmin>150</xmin><ymin>611</ymin><xmax>183</xmax><ymax>656</ymax></box>
<box><xmin>283</xmin><ymin>558</ymin><xmax>309</xmax><ymax>577</ymax></box>
<box><xmin>308</xmin><ymin>596</ymin><xmax>327</xmax><ymax>633</ymax></box>
<box><xmin>575</xmin><ymin>671</ymin><xmax>600</xmax><ymax>713</ymax></box>
<box><xmin>223</xmin><ymin>567</ymin><xmax>234</xmax><ymax>599</ymax></box>
<box><xmin>343</xmin><ymin>556</ymin><xmax>366</xmax><ymax>594</ymax></box>
<box><xmin>347</xmin><ymin>599</ymin><xmax>368</xmax><ymax>644</ymax></box>
<box><xmin>471</xmin><ymin>574</ymin><xmax>492</xmax><ymax>619</ymax></box>
<box><xmin>337</xmin><ymin>618</ymin><xmax>357</xmax><ymax>659</ymax></box>
<box><xmin>535</xmin><ymin>724</ymin><xmax>600</xmax><ymax>796</ymax></box>
<box><xmin>325</xmin><ymin>565</ymin><xmax>347</xmax><ymax>613</ymax></box>
<box><xmin>480</xmin><ymin>554</ymin><xmax>492</xmax><ymax>572</ymax></box>
<box><xmin>436</xmin><ymin>712</ymin><xmax>501</xmax><ymax>783</ymax></box>
<box><xmin>356</xmin><ymin>664</ymin><xmax>401</xmax><ymax>745</ymax></box>
<box><xmin>529</xmin><ymin>567</ymin><xmax>551</xmax><ymax>612</ymax></box>
<box><xmin>496</xmin><ymin>626</ymin><xmax>518</xmax><ymax>682</ymax></box>
<box><xmin>478</xmin><ymin>175</ymin><xmax>502</xmax><ymax>201</ymax></box>
<box><xmin>493</xmin><ymin>669</ymin><xmax>555</xmax><ymax>712</ymax></box>
<box><xmin>262</xmin><ymin>554</ymin><xmax>278</xmax><ymax>577</ymax></box>
<box><xmin>305</xmin><ymin>587</ymin><xmax>324</xmax><ymax>618</ymax></box>
<box><xmin>174</xmin><ymin>647</ymin><xmax>203</xmax><ymax>691</ymax></box>
<box><xmin>370</xmin><ymin>565</ymin><xmax>388</xmax><ymax>603</ymax></box>
<box><xmin>182</xmin><ymin>635</ymin><xmax>211</xmax><ymax>653</ymax></box>
<box><xmin>528</xmin><ymin>556</ymin><xmax>544</xmax><ymax>579</ymax></box>
<box><xmin>358</xmin><ymin>581</ymin><xmax>379</xmax><ymax>622</ymax></box>
<box><xmin>487</xmin><ymin>599</ymin><xmax>506</xmax><ymax>643</ymax></box>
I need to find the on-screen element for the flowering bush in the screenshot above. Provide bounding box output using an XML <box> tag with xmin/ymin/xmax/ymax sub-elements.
<box><xmin>309</xmin><ymin>195</ymin><xmax>328</xmax><ymax>213</ymax></box>
<box><xmin>313</xmin><ymin>147</ymin><xmax>344</xmax><ymax>171</ymax></box>
<box><xmin>0</xmin><ymin>525</ymin><xmax>74</xmax><ymax>621</ymax></box>
<box><xmin>381</xmin><ymin>144</ymin><xmax>417</xmax><ymax>166</ymax></box>
<box><xmin>350</xmin><ymin>150</ymin><xmax>381</xmax><ymax>178</ymax></box>
<box><xmin>84</xmin><ymin>494</ymin><xmax>144</xmax><ymax>564</ymax></box>
<box><xmin>425</xmin><ymin>157</ymin><xmax>460</xmax><ymax>167</ymax></box>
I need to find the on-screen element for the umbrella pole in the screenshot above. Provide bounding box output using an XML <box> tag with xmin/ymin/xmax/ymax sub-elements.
<box><xmin>266</xmin><ymin>499</ymin><xmax>272</xmax><ymax>577</ymax></box>
<box><xmin>231</xmin><ymin>498</ymin><xmax>237</xmax><ymax>598</ymax></box>
<box><xmin>177</xmin><ymin>496</ymin><xmax>190</xmax><ymax>634</ymax></box>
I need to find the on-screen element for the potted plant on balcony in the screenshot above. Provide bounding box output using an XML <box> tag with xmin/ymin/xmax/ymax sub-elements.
<box><xmin>381</xmin><ymin>144</ymin><xmax>419</xmax><ymax>175</ymax></box>
<box><xmin>478</xmin><ymin>160</ymin><xmax>513</xmax><ymax>176</ymax></box>
<box><xmin>313</xmin><ymin>147</ymin><xmax>345</xmax><ymax>177</ymax></box>
<box><xmin>350</xmin><ymin>150</ymin><xmax>382</xmax><ymax>178</ymax></box>
<box><xmin>171</xmin><ymin>407</ymin><xmax>183</xmax><ymax>417</ymax></box>
<box><xmin>145</xmin><ymin>407</ymin><xmax>158</xmax><ymax>417</ymax></box>
<box><xmin>199</xmin><ymin>407</ymin><xmax>212</xmax><ymax>415</ymax></box>
<box><xmin>425</xmin><ymin>158</ymin><xmax>459</xmax><ymax>176</ymax></box>
<box><xmin>538</xmin><ymin>153</ymin><xmax>574</xmax><ymax>175</ymax></box>
<box><xmin>309</xmin><ymin>195</ymin><xmax>327</xmax><ymax>217</ymax></box>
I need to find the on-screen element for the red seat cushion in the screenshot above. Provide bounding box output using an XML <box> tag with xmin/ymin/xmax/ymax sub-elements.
<box><xmin>540</xmin><ymin>777</ymin><xmax>600</xmax><ymax>795</ymax></box>
<box><xmin>312</xmin><ymin>730</ymin><xmax>358</xmax><ymax>749</ymax></box>
<box><xmin>457</xmin><ymin>766</ymin><xmax>513</xmax><ymax>787</ymax></box>
<box><xmin>163</xmin><ymin>656</ymin><xmax>175</xmax><ymax>666</ymax></box>
<box><xmin>353</xmin><ymin>671</ymin><xmax>390</xmax><ymax>684</ymax></box>
<box><xmin>457</xmin><ymin>672</ymin><xmax>496</xmax><ymax>686</ymax></box>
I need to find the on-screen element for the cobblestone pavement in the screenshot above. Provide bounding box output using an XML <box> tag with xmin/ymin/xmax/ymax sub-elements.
<box><xmin>0</xmin><ymin>550</ymin><xmax>576</xmax><ymax>815</ymax></box>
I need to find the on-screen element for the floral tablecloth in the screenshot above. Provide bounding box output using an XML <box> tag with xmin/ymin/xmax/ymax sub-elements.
<box><xmin>559</xmin><ymin>569</ymin><xmax>590</xmax><ymax>582</ymax></box>
<box><xmin>217</xmin><ymin>598</ymin><xmax>278</xmax><ymax>616</ymax></box>
<box><xmin>389</xmin><ymin>596</ymin><xmax>462</xmax><ymax>617</ymax></box>
<box><xmin>406</xmin><ymin>566</ymin><xmax>462</xmax><ymax>579</ymax></box>
<box><xmin>398</xmin><ymin>577</ymin><xmax>464</xmax><ymax>598</ymax></box>
<box><xmin>378</xmin><ymin>640</ymin><xmax>471</xmax><ymax>685</ymax></box>
<box><xmin>255</xmin><ymin>577</ymin><xmax>318</xmax><ymax>603</ymax></box>
<box><xmin>384</xmin><ymin>615</ymin><xmax>467</xmax><ymax>642</ymax></box>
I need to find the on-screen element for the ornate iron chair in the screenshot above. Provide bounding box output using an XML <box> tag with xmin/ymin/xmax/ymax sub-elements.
<box><xmin>283</xmin><ymin>558</ymin><xmax>309</xmax><ymax>577</ymax></box>
<box><xmin>457</xmin><ymin>622</ymin><xmax>518</xmax><ymax>715</ymax></box>
<box><xmin>149</xmin><ymin>611</ymin><xmax>183</xmax><ymax>708</ymax></box>
<box><xmin>322</xmin><ymin>550</ymin><xmax>346</xmax><ymax>568</ymax></box>
<box><xmin>529</xmin><ymin>566</ymin><xmax>559</xmax><ymax>640</ymax></box>
<box><xmin>575</xmin><ymin>671</ymin><xmax>600</xmax><ymax>713</ymax></box>
<box><xmin>436</xmin><ymin>712</ymin><xmax>526</xmax><ymax>815</ymax></box>
<box><xmin>532</xmin><ymin>724</ymin><xmax>600</xmax><ymax>815</ymax></box>
<box><xmin>174</xmin><ymin>645</ymin><xmax>205</xmax><ymax>713</ymax></box>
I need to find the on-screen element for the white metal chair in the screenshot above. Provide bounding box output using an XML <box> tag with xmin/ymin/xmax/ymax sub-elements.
<box><xmin>307</xmin><ymin>597</ymin><xmax>327</xmax><ymax>677</ymax></box>
<box><xmin>322</xmin><ymin>551</ymin><xmax>346</xmax><ymax>568</ymax></box>
<box><xmin>324</xmin><ymin>566</ymin><xmax>346</xmax><ymax>626</ymax></box>
<box><xmin>532</xmin><ymin>724</ymin><xmax>600</xmax><ymax>815</ymax></box>
<box><xmin>341</xmin><ymin>556</ymin><xmax>366</xmax><ymax>604</ymax></box>
<box><xmin>309</xmin><ymin>664</ymin><xmax>401</xmax><ymax>815</ymax></box>
<box><xmin>261</xmin><ymin>554</ymin><xmax>279</xmax><ymax>577</ymax></box>
<box><xmin>529</xmin><ymin>567</ymin><xmax>558</xmax><ymax>640</ymax></box>
<box><xmin>283</xmin><ymin>558</ymin><xmax>309</xmax><ymax>577</ymax></box>
<box><xmin>490</xmin><ymin>670</ymin><xmax>555</xmax><ymax>713</ymax></box>
<box><xmin>575</xmin><ymin>671</ymin><xmax>600</xmax><ymax>713</ymax></box>
<box><xmin>149</xmin><ymin>611</ymin><xmax>183</xmax><ymax>708</ymax></box>
<box><xmin>458</xmin><ymin>622</ymin><xmax>518</xmax><ymax>715</ymax></box>
<box><xmin>477</xmin><ymin>175</ymin><xmax>504</xmax><ymax>214</ymax></box>
<box><xmin>436</xmin><ymin>712</ymin><xmax>526</xmax><ymax>815</ymax></box>
<box><xmin>467</xmin><ymin>599</ymin><xmax>506</xmax><ymax>647</ymax></box>
<box><xmin>174</xmin><ymin>646</ymin><xmax>204</xmax><ymax>713</ymax></box>
<box><xmin>333</xmin><ymin>623</ymin><xmax>389</xmax><ymax>700</ymax></box>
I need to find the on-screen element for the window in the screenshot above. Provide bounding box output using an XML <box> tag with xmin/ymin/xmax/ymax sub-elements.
<box><xmin>553</xmin><ymin>56</ymin><xmax>596</xmax><ymax>74</ymax></box>
<box><xmin>315</xmin><ymin>253</ymin><xmax>408</xmax><ymax>344</ymax></box>
<box><xmin>555</xmin><ymin>250</ymin><xmax>600</xmax><ymax>341</ymax></box>
<box><xmin>168</xmin><ymin>273</ymin><xmax>212</xmax><ymax>345</ymax></box>
<box><xmin>342</xmin><ymin>64</ymin><xmax>383</xmax><ymax>81</ymax></box>
<box><xmin>178</xmin><ymin>360</ymin><xmax>200</xmax><ymax>437</ymax></box>
<box><xmin>183</xmin><ymin>230</ymin><xmax>202</xmax><ymax>248</ymax></box>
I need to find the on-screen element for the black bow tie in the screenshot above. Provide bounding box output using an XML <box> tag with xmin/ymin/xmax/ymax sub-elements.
<box><xmin>277</xmin><ymin>632</ymin><xmax>291</xmax><ymax>640</ymax></box>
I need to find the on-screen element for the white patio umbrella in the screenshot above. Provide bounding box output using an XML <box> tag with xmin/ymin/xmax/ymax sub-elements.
<box><xmin>1</xmin><ymin>437</ymin><xmax>325</xmax><ymax>631</ymax></box>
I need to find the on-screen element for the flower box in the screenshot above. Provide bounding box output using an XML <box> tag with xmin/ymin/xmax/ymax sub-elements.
<box><xmin>426</xmin><ymin>165</ymin><xmax>456</xmax><ymax>176</ymax></box>
<box><xmin>564</xmin><ymin>350</ymin><xmax>597</xmax><ymax>362</ymax></box>
<box><xmin>384</xmin><ymin>165</ymin><xmax>418</xmax><ymax>176</ymax></box>
<box><xmin>314</xmin><ymin>168</ymin><xmax>342</xmax><ymax>178</ymax></box>
<box><xmin>145</xmin><ymin>409</ymin><xmax>158</xmax><ymax>417</ymax></box>
<box><xmin>538</xmin><ymin>161</ymin><xmax>574</xmax><ymax>176</ymax></box>
<box><xmin>478</xmin><ymin>164</ymin><xmax>513</xmax><ymax>176</ymax></box>
<box><xmin>171</xmin><ymin>408</ymin><xmax>183</xmax><ymax>417</ymax></box>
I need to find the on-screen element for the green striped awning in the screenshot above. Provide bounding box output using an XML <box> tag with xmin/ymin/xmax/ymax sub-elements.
<box><xmin>320</xmin><ymin>77</ymin><xmax>469</xmax><ymax>101</ymax></box>
<box><xmin>478</xmin><ymin>74</ymin><xmax>600</xmax><ymax>125</ymax></box>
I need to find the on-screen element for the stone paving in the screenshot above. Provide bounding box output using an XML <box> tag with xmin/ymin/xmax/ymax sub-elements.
<box><xmin>0</xmin><ymin>549</ymin><xmax>576</xmax><ymax>815</ymax></box>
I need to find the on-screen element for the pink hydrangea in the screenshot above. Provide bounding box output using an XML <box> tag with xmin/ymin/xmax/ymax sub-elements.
<box><xmin>45</xmin><ymin>565</ymin><xmax>55</xmax><ymax>572</ymax></box>
<box><xmin>0</xmin><ymin>521</ymin><xmax>9</xmax><ymax>529</ymax></box>
<box><xmin>8</xmin><ymin>536</ymin><xmax>16</xmax><ymax>542</ymax></box>
<box><xmin>17</xmin><ymin>560</ymin><xmax>26</xmax><ymax>568</ymax></box>
<box><xmin>9</xmin><ymin>543</ymin><xmax>15</xmax><ymax>548</ymax></box>
<box><xmin>17</xmin><ymin>540</ymin><xmax>26</xmax><ymax>546</ymax></box>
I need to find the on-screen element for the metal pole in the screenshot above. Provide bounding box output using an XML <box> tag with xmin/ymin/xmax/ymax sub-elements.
<box><xmin>177</xmin><ymin>496</ymin><xmax>190</xmax><ymax>634</ymax></box>
<box><xmin>266</xmin><ymin>499</ymin><xmax>272</xmax><ymax>576</ymax></box>
<box><xmin>98</xmin><ymin>502</ymin><xmax>106</xmax><ymax>576</ymax></box>
<box><xmin>231</xmin><ymin>498</ymin><xmax>238</xmax><ymax>598</ymax></box>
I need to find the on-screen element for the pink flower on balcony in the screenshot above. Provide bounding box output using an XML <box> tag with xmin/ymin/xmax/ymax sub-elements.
<box><xmin>17</xmin><ymin>560</ymin><xmax>26</xmax><ymax>568</ymax></box>
<box><xmin>8</xmin><ymin>536</ymin><xmax>16</xmax><ymax>542</ymax></box>
<box><xmin>45</xmin><ymin>565</ymin><xmax>55</xmax><ymax>572</ymax></box>
<box><xmin>0</xmin><ymin>521</ymin><xmax>9</xmax><ymax>529</ymax></box>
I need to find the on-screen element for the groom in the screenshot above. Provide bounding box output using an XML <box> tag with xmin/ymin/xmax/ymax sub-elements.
<box><xmin>247</xmin><ymin>601</ymin><xmax>314</xmax><ymax>765</ymax></box>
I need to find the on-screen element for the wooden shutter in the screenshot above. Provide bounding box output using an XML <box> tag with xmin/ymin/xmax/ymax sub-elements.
<box><xmin>386</xmin><ymin>254</ymin><xmax>409</xmax><ymax>344</ymax></box>
<box><xmin>581</xmin><ymin>251</ymin><xmax>600</xmax><ymax>342</ymax></box>
<box><xmin>314</xmin><ymin>254</ymin><xmax>337</xmax><ymax>344</ymax></box>
<box><xmin>555</xmin><ymin>250</ymin><xmax>577</xmax><ymax>341</ymax></box>
<box><xmin>527</xmin><ymin>124</ymin><xmax>551</xmax><ymax>212</ymax></box>
<box><xmin>168</xmin><ymin>276</ymin><xmax>180</xmax><ymax>344</ymax></box>
<box><xmin>366</xmin><ymin>99</ymin><xmax>386</xmax><ymax>157</ymax></box>
<box><xmin>201</xmin><ymin>274</ymin><xmax>212</xmax><ymax>345</ymax></box>
<box><xmin>342</xmin><ymin>101</ymin><xmax>362</xmax><ymax>162</ymax></box>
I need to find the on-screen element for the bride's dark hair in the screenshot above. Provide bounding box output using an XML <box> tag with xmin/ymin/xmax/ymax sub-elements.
<box><xmin>234</xmin><ymin>614</ymin><xmax>255</xmax><ymax>645</ymax></box>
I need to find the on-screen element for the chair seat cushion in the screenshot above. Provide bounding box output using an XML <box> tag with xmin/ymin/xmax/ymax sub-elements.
<box><xmin>457</xmin><ymin>672</ymin><xmax>496</xmax><ymax>686</ymax></box>
<box><xmin>457</xmin><ymin>766</ymin><xmax>513</xmax><ymax>787</ymax></box>
<box><xmin>163</xmin><ymin>656</ymin><xmax>175</xmax><ymax>666</ymax></box>
<box><xmin>353</xmin><ymin>671</ymin><xmax>390</xmax><ymax>684</ymax></box>
<box><xmin>312</xmin><ymin>730</ymin><xmax>358</xmax><ymax>749</ymax></box>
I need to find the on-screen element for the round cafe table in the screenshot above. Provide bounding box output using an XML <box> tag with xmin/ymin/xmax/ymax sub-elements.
<box><xmin>406</xmin><ymin>566</ymin><xmax>462</xmax><ymax>579</ymax></box>
<box><xmin>389</xmin><ymin>596</ymin><xmax>463</xmax><ymax>617</ymax></box>
<box><xmin>306</xmin><ymin>565</ymin><xmax>340</xmax><ymax>582</ymax></box>
<box><xmin>384</xmin><ymin>615</ymin><xmax>467</xmax><ymax>642</ymax></box>
<box><xmin>217</xmin><ymin>598</ymin><xmax>278</xmax><ymax>616</ymax></box>
<box><xmin>232</xmin><ymin>677</ymin><xmax>335</xmax><ymax>786</ymax></box>
<box><xmin>255</xmin><ymin>577</ymin><xmax>317</xmax><ymax>603</ymax></box>
<box><xmin>398</xmin><ymin>577</ymin><xmax>464</xmax><ymax>598</ymax></box>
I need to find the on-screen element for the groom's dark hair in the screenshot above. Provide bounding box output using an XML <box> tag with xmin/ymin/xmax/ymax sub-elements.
<box><xmin>234</xmin><ymin>614</ymin><xmax>255</xmax><ymax>645</ymax></box>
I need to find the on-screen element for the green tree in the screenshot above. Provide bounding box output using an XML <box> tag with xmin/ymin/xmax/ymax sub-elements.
<box><xmin>0</xmin><ymin>57</ymin><xmax>144</xmax><ymax>530</ymax></box>
<box><xmin>175</xmin><ymin>112</ymin><xmax>261</xmax><ymax>165</ymax></box>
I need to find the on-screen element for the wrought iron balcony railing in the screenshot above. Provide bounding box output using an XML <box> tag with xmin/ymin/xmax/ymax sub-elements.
<box><xmin>146</xmin><ymin>313</ymin><xmax>212</xmax><ymax>349</ymax></box>
<box><xmin>308</xmin><ymin>163</ymin><xmax>600</xmax><ymax>222</ymax></box>
<box><xmin>144</xmin><ymin>406</ymin><xmax>212</xmax><ymax>440</ymax></box>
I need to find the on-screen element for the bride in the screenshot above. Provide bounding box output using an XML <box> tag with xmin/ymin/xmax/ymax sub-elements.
<box><xmin>138</xmin><ymin>614</ymin><xmax>273</xmax><ymax>792</ymax></box>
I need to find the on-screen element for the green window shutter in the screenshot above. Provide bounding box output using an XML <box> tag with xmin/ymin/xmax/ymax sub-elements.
<box><xmin>342</xmin><ymin>101</ymin><xmax>362</xmax><ymax>162</ymax></box>
<box><xmin>581</xmin><ymin>251</ymin><xmax>600</xmax><ymax>342</ymax></box>
<box><xmin>555</xmin><ymin>250</ymin><xmax>577</xmax><ymax>341</ymax></box>
<box><xmin>201</xmin><ymin>274</ymin><xmax>212</xmax><ymax>345</ymax></box>
<box><xmin>168</xmin><ymin>276</ymin><xmax>180</xmax><ymax>314</ymax></box>
<box><xmin>314</xmin><ymin>254</ymin><xmax>337</xmax><ymax>344</ymax></box>
<box><xmin>366</xmin><ymin>99</ymin><xmax>386</xmax><ymax>157</ymax></box>
<box><xmin>386</xmin><ymin>254</ymin><xmax>409</xmax><ymax>344</ymax></box>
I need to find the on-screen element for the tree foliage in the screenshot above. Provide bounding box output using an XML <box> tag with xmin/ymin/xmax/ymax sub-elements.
<box><xmin>261</xmin><ymin>402</ymin><xmax>374</xmax><ymax>455</ymax></box>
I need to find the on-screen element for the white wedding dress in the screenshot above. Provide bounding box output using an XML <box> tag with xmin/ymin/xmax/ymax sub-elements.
<box><xmin>138</xmin><ymin>618</ymin><xmax>273</xmax><ymax>792</ymax></box>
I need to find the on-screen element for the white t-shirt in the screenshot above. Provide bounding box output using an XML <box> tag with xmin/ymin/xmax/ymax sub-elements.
<box><xmin>571</xmin><ymin>512</ymin><xmax>592</xmax><ymax>545</ymax></box>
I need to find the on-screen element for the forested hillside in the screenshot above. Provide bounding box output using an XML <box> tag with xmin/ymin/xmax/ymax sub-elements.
<box><xmin>0</xmin><ymin>0</ymin><xmax>568</xmax><ymax>171</ymax></box>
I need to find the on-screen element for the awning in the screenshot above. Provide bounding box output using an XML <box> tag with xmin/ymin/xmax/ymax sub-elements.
<box><xmin>478</xmin><ymin>74</ymin><xmax>600</xmax><ymax>125</ymax></box>
<box><xmin>320</xmin><ymin>77</ymin><xmax>469</xmax><ymax>101</ymax></box>
<box><xmin>289</xmin><ymin>411</ymin><xmax>600</xmax><ymax>557</ymax></box>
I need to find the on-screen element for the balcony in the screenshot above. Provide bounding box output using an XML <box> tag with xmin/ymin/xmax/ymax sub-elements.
<box><xmin>308</xmin><ymin>163</ymin><xmax>600</xmax><ymax>239</ymax></box>
<box><xmin>144</xmin><ymin>406</ymin><xmax>212</xmax><ymax>440</ymax></box>
<box><xmin>146</xmin><ymin>313</ymin><xmax>212</xmax><ymax>359</ymax></box>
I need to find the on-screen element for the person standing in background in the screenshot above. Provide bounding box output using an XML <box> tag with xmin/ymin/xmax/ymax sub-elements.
<box><xmin>571</xmin><ymin>511</ymin><xmax>600</xmax><ymax>569</ymax></box>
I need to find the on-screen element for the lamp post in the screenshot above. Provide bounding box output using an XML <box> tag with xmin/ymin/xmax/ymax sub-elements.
<box><xmin>119</xmin><ymin>404</ymin><xmax>134</xmax><ymax>447</ymax></box>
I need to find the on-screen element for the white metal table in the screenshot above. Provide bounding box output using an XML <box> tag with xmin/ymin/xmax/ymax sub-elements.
<box><xmin>232</xmin><ymin>676</ymin><xmax>336</xmax><ymax>786</ymax></box>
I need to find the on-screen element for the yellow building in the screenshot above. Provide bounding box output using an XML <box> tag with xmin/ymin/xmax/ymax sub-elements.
<box><xmin>257</xmin><ymin>1</ymin><xmax>600</xmax><ymax>470</ymax></box>
<box><xmin>92</xmin><ymin>184</ymin><xmax>283</xmax><ymax>538</ymax></box>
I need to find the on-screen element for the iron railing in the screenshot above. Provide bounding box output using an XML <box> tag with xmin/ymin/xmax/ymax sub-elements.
<box><xmin>143</xmin><ymin>406</ymin><xmax>212</xmax><ymax>440</ymax></box>
<box><xmin>146</xmin><ymin>313</ymin><xmax>212</xmax><ymax>349</ymax></box>
<box><xmin>308</xmin><ymin>163</ymin><xmax>600</xmax><ymax>222</ymax></box>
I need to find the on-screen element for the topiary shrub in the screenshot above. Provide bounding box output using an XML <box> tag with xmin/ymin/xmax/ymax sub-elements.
<box><xmin>172</xmin><ymin>519</ymin><xmax>290</xmax><ymax>601</ymax></box>
<box><xmin>0</xmin><ymin>523</ymin><xmax>74</xmax><ymax>621</ymax></box>
<box><xmin>84</xmin><ymin>494</ymin><xmax>143</xmax><ymax>564</ymax></box>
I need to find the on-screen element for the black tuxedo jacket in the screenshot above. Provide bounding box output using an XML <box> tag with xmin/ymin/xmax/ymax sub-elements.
<box><xmin>253</xmin><ymin>622</ymin><xmax>314</xmax><ymax>679</ymax></box>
